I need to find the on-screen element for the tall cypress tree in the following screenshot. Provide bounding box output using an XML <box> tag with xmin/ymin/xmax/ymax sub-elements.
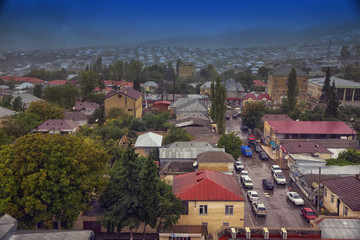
<box><xmin>214</xmin><ymin>77</ymin><xmax>226</xmax><ymax>134</ymax></box>
<box><xmin>320</xmin><ymin>67</ymin><xmax>332</xmax><ymax>104</ymax></box>
<box><xmin>287</xmin><ymin>68</ymin><xmax>298</xmax><ymax>112</ymax></box>
<box><xmin>325</xmin><ymin>80</ymin><xmax>340</xmax><ymax>119</ymax></box>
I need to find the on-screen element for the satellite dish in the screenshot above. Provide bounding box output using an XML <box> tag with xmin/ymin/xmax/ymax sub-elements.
<box><xmin>284</xmin><ymin>155</ymin><xmax>289</xmax><ymax>160</ymax></box>
<box><xmin>193</xmin><ymin>161</ymin><xmax>198</xmax><ymax>167</ymax></box>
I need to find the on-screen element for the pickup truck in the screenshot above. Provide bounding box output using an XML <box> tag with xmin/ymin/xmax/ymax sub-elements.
<box><xmin>241</xmin><ymin>146</ymin><xmax>253</xmax><ymax>158</ymax></box>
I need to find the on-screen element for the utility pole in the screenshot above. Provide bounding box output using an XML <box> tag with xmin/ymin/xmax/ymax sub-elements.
<box><xmin>317</xmin><ymin>167</ymin><xmax>321</xmax><ymax>212</ymax></box>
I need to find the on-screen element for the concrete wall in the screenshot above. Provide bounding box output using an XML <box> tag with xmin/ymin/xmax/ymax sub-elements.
<box><xmin>323</xmin><ymin>186</ymin><xmax>360</xmax><ymax>217</ymax></box>
<box><xmin>104</xmin><ymin>93</ymin><xmax>142</xmax><ymax>118</ymax></box>
<box><xmin>198</xmin><ymin>162</ymin><xmax>234</xmax><ymax>172</ymax></box>
<box><xmin>177</xmin><ymin>200</ymin><xmax>245</xmax><ymax>235</ymax></box>
<box><xmin>267</xmin><ymin>75</ymin><xmax>308</xmax><ymax>107</ymax></box>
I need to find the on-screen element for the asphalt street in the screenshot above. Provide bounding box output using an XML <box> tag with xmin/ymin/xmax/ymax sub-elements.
<box><xmin>226</xmin><ymin>115</ymin><xmax>310</xmax><ymax>228</ymax></box>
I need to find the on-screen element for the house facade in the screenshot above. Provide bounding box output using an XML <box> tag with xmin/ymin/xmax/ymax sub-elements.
<box><xmin>179</xmin><ymin>63</ymin><xmax>194</xmax><ymax>78</ymax></box>
<box><xmin>196</xmin><ymin>151</ymin><xmax>234</xmax><ymax>172</ymax></box>
<box><xmin>200</xmin><ymin>81</ymin><xmax>212</xmax><ymax>96</ymax></box>
<box><xmin>242</xmin><ymin>93</ymin><xmax>271</xmax><ymax>107</ymax></box>
<box><xmin>33</xmin><ymin>119</ymin><xmax>79</xmax><ymax>135</ymax></box>
<box><xmin>322</xmin><ymin>176</ymin><xmax>360</xmax><ymax>217</ymax></box>
<box><xmin>104</xmin><ymin>87</ymin><xmax>142</xmax><ymax>118</ymax></box>
<box><xmin>173</xmin><ymin>170</ymin><xmax>245</xmax><ymax>235</ymax></box>
<box><xmin>266</xmin><ymin>66</ymin><xmax>308</xmax><ymax>107</ymax></box>
<box><xmin>134</xmin><ymin>132</ymin><xmax>163</xmax><ymax>157</ymax></box>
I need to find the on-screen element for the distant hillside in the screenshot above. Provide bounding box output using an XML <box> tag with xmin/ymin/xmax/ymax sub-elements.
<box><xmin>141</xmin><ymin>22</ymin><xmax>360</xmax><ymax>48</ymax></box>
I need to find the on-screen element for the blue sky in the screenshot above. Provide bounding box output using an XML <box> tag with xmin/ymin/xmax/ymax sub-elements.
<box><xmin>0</xmin><ymin>0</ymin><xmax>359</xmax><ymax>50</ymax></box>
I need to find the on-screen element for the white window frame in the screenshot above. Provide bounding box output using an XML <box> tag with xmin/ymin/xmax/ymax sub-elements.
<box><xmin>225</xmin><ymin>205</ymin><xmax>234</xmax><ymax>215</ymax></box>
<box><xmin>199</xmin><ymin>205</ymin><xmax>208</xmax><ymax>215</ymax></box>
<box><xmin>344</xmin><ymin>206</ymin><xmax>348</xmax><ymax>216</ymax></box>
<box><xmin>331</xmin><ymin>194</ymin><xmax>334</xmax><ymax>204</ymax></box>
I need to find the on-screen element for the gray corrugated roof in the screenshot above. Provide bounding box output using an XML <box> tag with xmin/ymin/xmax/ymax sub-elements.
<box><xmin>225</xmin><ymin>78</ymin><xmax>244</xmax><ymax>92</ymax></box>
<box><xmin>0</xmin><ymin>214</ymin><xmax>16</xmax><ymax>239</ymax></box>
<box><xmin>169</xmin><ymin>98</ymin><xmax>194</xmax><ymax>108</ymax></box>
<box><xmin>200</xmin><ymin>81</ymin><xmax>212</xmax><ymax>88</ymax></box>
<box><xmin>0</xmin><ymin>106</ymin><xmax>15</xmax><ymax>117</ymax></box>
<box><xmin>134</xmin><ymin>132</ymin><xmax>163</xmax><ymax>148</ymax></box>
<box><xmin>160</xmin><ymin>141</ymin><xmax>224</xmax><ymax>159</ymax></box>
<box><xmin>10</xmin><ymin>230</ymin><xmax>94</xmax><ymax>240</ymax></box>
<box><xmin>270</xmin><ymin>66</ymin><xmax>307</xmax><ymax>77</ymax></box>
<box><xmin>318</xmin><ymin>218</ymin><xmax>360</xmax><ymax>240</ymax></box>
<box><xmin>143</xmin><ymin>81</ymin><xmax>159</xmax><ymax>87</ymax></box>
<box><xmin>309</xmin><ymin>76</ymin><xmax>360</xmax><ymax>88</ymax></box>
<box><xmin>175</xmin><ymin>99</ymin><xmax>207</xmax><ymax>113</ymax></box>
<box><xmin>11</xmin><ymin>93</ymin><xmax>41</xmax><ymax>105</ymax></box>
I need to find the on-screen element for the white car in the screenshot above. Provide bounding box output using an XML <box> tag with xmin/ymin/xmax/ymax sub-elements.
<box><xmin>252</xmin><ymin>201</ymin><xmax>267</xmax><ymax>216</ymax></box>
<box><xmin>240</xmin><ymin>170</ymin><xmax>249</xmax><ymax>178</ymax></box>
<box><xmin>247</xmin><ymin>190</ymin><xmax>260</xmax><ymax>202</ymax></box>
<box><xmin>273</xmin><ymin>172</ymin><xmax>286</xmax><ymax>185</ymax></box>
<box><xmin>234</xmin><ymin>161</ymin><xmax>244</xmax><ymax>171</ymax></box>
<box><xmin>287</xmin><ymin>192</ymin><xmax>305</xmax><ymax>205</ymax></box>
<box><xmin>241</xmin><ymin>176</ymin><xmax>253</xmax><ymax>189</ymax></box>
<box><xmin>271</xmin><ymin>165</ymin><xmax>282</xmax><ymax>174</ymax></box>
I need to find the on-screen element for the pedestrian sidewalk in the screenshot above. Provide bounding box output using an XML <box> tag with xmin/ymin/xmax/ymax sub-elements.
<box><xmin>261</xmin><ymin>145</ymin><xmax>276</xmax><ymax>160</ymax></box>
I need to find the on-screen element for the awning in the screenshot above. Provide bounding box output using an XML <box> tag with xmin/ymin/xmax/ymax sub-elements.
<box><xmin>269</xmin><ymin>140</ymin><xmax>279</xmax><ymax>148</ymax></box>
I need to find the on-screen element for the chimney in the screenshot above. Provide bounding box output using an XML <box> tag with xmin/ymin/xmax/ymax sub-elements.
<box><xmin>356</xmin><ymin>174</ymin><xmax>360</xmax><ymax>180</ymax></box>
<box><xmin>299</xmin><ymin>144</ymin><xmax>301</xmax><ymax>148</ymax></box>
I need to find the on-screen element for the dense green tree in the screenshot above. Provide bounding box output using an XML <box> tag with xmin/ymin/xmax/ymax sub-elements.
<box><xmin>242</xmin><ymin>102</ymin><xmax>266</xmax><ymax>131</ymax></box>
<box><xmin>0</xmin><ymin>134</ymin><xmax>109</xmax><ymax>229</ymax></box>
<box><xmin>142</xmin><ymin>112</ymin><xmax>170</xmax><ymax>131</ymax></box>
<box><xmin>87</xmin><ymin>92</ymin><xmax>105</xmax><ymax>105</ymax></box>
<box><xmin>133</xmin><ymin>78</ymin><xmax>141</xmax><ymax>92</ymax></box>
<box><xmin>163</xmin><ymin>128</ymin><xmax>192</xmax><ymax>145</ymax></box>
<box><xmin>88</xmin><ymin>107</ymin><xmax>105</xmax><ymax>125</ymax></box>
<box><xmin>200</xmin><ymin>64</ymin><xmax>218</xmax><ymax>82</ymax></box>
<box><xmin>298</xmin><ymin>106</ymin><xmax>325</xmax><ymax>121</ymax></box>
<box><xmin>342</xmin><ymin>66</ymin><xmax>360</xmax><ymax>82</ymax></box>
<box><xmin>320</xmin><ymin>67</ymin><xmax>332</xmax><ymax>104</ymax></box>
<box><xmin>129</xmin><ymin>118</ymin><xmax>146</xmax><ymax>131</ymax></box>
<box><xmin>125</xmin><ymin>60</ymin><xmax>144</xmax><ymax>82</ymax></box>
<box><xmin>217</xmin><ymin>132</ymin><xmax>243</xmax><ymax>159</ymax></box>
<box><xmin>163</xmin><ymin>62</ymin><xmax>176</xmax><ymax>99</ymax></box>
<box><xmin>257</xmin><ymin>66</ymin><xmax>272</xmax><ymax>79</ymax></box>
<box><xmin>78</xmin><ymin>70</ymin><xmax>99</xmax><ymax>100</ymax></box>
<box><xmin>0</xmin><ymin>95</ymin><xmax>13</xmax><ymax>108</ymax></box>
<box><xmin>155</xmin><ymin>180</ymin><xmax>183</xmax><ymax>233</ymax></box>
<box><xmin>43</xmin><ymin>83</ymin><xmax>80</xmax><ymax>109</ymax></box>
<box><xmin>12</xmin><ymin>96</ymin><xmax>25</xmax><ymax>111</ymax></box>
<box><xmin>108</xmin><ymin>60</ymin><xmax>125</xmax><ymax>81</ymax></box>
<box><xmin>26</xmin><ymin>101</ymin><xmax>64</xmax><ymax>122</ymax></box>
<box><xmin>210</xmin><ymin>77</ymin><xmax>226</xmax><ymax>134</ymax></box>
<box><xmin>176</xmin><ymin>58</ymin><xmax>182</xmax><ymax>78</ymax></box>
<box><xmin>325</xmin><ymin>81</ymin><xmax>340</xmax><ymax>119</ymax></box>
<box><xmin>33</xmin><ymin>85</ymin><xmax>43</xmax><ymax>98</ymax></box>
<box><xmin>340</xmin><ymin>45</ymin><xmax>351</xmax><ymax>60</ymax></box>
<box><xmin>24</xmin><ymin>68</ymin><xmax>69</xmax><ymax>81</ymax></box>
<box><xmin>287</xmin><ymin>68</ymin><xmax>298</xmax><ymax>112</ymax></box>
<box><xmin>235</xmin><ymin>68</ymin><xmax>254</xmax><ymax>91</ymax></box>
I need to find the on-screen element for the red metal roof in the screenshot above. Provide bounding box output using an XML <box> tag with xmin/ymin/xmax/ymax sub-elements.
<box><xmin>47</xmin><ymin>80</ymin><xmax>69</xmax><ymax>86</ymax></box>
<box><xmin>0</xmin><ymin>76</ymin><xmax>44</xmax><ymax>83</ymax></box>
<box><xmin>243</xmin><ymin>93</ymin><xmax>271</xmax><ymax>101</ymax></box>
<box><xmin>281</xmin><ymin>141</ymin><xmax>332</xmax><ymax>154</ymax></box>
<box><xmin>173</xmin><ymin>170</ymin><xmax>245</xmax><ymax>201</ymax></box>
<box><xmin>252</xmin><ymin>80</ymin><xmax>267</xmax><ymax>87</ymax></box>
<box><xmin>154</xmin><ymin>101</ymin><xmax>171</xmax><ymax>105</ymax></box>
<box><xmin>243</xmin><ymin>93</ymin><xmax>256</xmax><ymax>100</ymax></box>
<box><xmin>267</xmin><ymin>121</ymin><xmax>356</xmax><ymax>135</ymax></box>
<box><xmin>94</xmin><ymin>86</ymin><xmax>113</xmax><ymax>92</ymax></box>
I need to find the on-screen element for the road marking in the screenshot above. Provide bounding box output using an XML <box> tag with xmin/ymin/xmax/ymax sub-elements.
<box><xmin>264</xmin><ymin>193</ymin><xmax>270</xmax><ymax>198</ymax></box>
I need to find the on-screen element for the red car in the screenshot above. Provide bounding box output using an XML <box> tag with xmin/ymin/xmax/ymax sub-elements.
<box><xmin>301</xmin><ymin>207</ymin><xmax>316</xmax><ymax>222</ymax></box>
<box><xmin>248</xmin><ymin>135</ymin><xmax>256</xmax><ymax>141</ymax></box>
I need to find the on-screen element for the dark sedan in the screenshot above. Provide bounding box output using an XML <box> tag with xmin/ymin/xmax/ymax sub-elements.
<box><xmin>262</xmin><ymin>179</ymin><xmax>274</xmax><ymax>190</ymax></box>
<box><xmin>259</xmin><ymin>151</ymin><xmax>269</xmax><ymax>160</ymax></box>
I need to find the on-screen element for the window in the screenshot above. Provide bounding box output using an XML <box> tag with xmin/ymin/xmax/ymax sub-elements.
<box><xmin>324</xmin><ymin>188</ymin><xmax>327</xmax><ymax>197</ymax></box>
<box><xmin>128</xmin><ymin>108</ymin><xmax>133</xmax><ymax>111</ymax></box>
<box><xmin>300</xmin><ymin>90</ymin><xmax>303</xmax><ymax>96</ymax></box>
<box><xmin>199</xmin><ymin>205</ymin><xmax>208</xmax><ymax>215</ymax></box>
<box><xmin>225</xmin><ymin>205</ymin><xmax>234</xmax><ymax>215</ymax></box>
<box><xmin>282</xmin><ymin>90</ymin><xmax>285</xmax><ymax>95</ymax></box>
<box><xmin>344</xmin><ymin>206</ymin><xmax>348</xmax><ymax>216</ymax></box>
<box><xmin>182</xmin><ymin>201</ymin><xmax>189</xmax><ymax>215</ymax></box>
<box><xmin>303</xmin><ymin>80</ymin><xmax>307</xmax><ymax>87</ymax></box>
<box><xmin>274</xmin><ymin>80</ymin><xmax>277</xmax><ymax>86</ymax></box>
<box><xmin>223</xmin><ymin>222</ymin><xmax>229</xmax><ymax>226</ymax></box>
<box><xmin>331</xmin><ymin>194</ymin><xmax>334</xmax><ymax>203</ymax></box>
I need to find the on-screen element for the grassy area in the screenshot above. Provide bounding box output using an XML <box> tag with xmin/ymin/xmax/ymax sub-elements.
<box><xmin>325</xmin><ymin>158</ymin><xmax>358</xmax><ymax>166</ymax></box>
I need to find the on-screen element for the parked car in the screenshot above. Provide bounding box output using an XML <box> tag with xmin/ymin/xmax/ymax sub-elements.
<box><xmin>225</xmin><ymin>114</ymin><xmax>231</xmax><ymax>120</ymax></box>
<box><xmin>248</xmin><ymin>135</ymin><xmax>256</xmax><ymax>141</ymax></box>
<box><xmin>247</xmin><ymin>190</ymin><xmax>260</xmax><ymax>202</ymax></box>
<box><xmin>241</xmin><ymin>146</ymin><xmax>253</xmax><ymax>157</ymax></box>
<box><xmin>273</xmin><ymin>172</ymin><xmax>286</xmax><ymax>185</ymax></box>
<box><xmin>240</xmin><ymin>170</ymin><xmax>249</xmax><ymax>178</ymax></box>
<box><xmin>252</xmin><ymin>201</ymin><xmax>267</xmax><ymax>216</ymax></box>
<box><xmin>241</xmin><ymin>125</ymin><xmax>248</xmax><ymax>131</ymax></box>
<box><xmin>259</xmin><ymin>151</ymin><xmax>269</xmax><ymax>160</ymax></box>
<box><xmin>241</xmin><ymin>176</ymin><xmax>253</xmax><ymax>189</ymax></box>
<box><xmin>254</xmin><ymin>143</ymin><xmax>262</xmax><ymax>153</ymax></box>
<box><xmin>287</xmin><ymin>192</ymin><xmax>305</xmax><ymax>205</ymax></box>
<box><xmin>271</xmin><ymin>165</ymin><xmax>282</xmax><ymax>174</ymax></box>
<box><xmin>262</xmin><ymin>179</ymin><xmax>274</xmax><ymax>190</ymax></box>
<box><xmin>234</xmin><ymin>161</ymin><xmax>244</xmax><ymax>171</ymax></box>
<box><xmin>301</xmin><ymin>207</ymin><xmax>317</xmax><ymax>222</ymax></box>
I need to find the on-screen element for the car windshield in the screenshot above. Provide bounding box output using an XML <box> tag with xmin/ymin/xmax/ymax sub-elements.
<box><xmin>306</xmin><ymin>211</ymin><xmax>315</xmax><ymax>215</ymax></box>
<box><xmin>258</xmin><ymin>207</ymin><xmax>266</xmax><ymax>211</ymax></box>
<box><xmin>276</xmin><ymin>173</ymin><xmax>285</xmax><ymax>178</ymax></box>
<box><xmin>252</xmin><ymin>193</ymin><xmax>259</xmax><ymax>197</ymax></box>
<box><xmin>244</xmin><ymin>179</ymin><xmax>252</xmax><ymax>183</ymax></box>
<box><xmin>273</xmin><ymin>166</ymin><xmax>280</xmax><ymax>170</ymax></box>
<box><xmin>245</xmin><ymin>149</ymin><xmax>252</xmax><ymax>153</ymax></box>
<box><xmin>236</xmin><ymin>162</ymin><xmax>242</xmax><ymax>166</ymax></box>
<box><xmin>293</xmin><ymin>194</ymin><xmax>301</xmax><ymax>199</ymax></box>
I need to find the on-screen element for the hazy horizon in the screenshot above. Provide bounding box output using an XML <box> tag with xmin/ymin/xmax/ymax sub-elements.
<box><xmin>1</xmin><ymin>0</ymin><xmax>360</xmax><ymax>50</ymax></box>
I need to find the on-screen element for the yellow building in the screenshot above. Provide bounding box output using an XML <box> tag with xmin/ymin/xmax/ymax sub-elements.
<box><xmin>267</xmin><ymin>66</ymin><xmax>308</xmax><ymax>107</ymax></box>
<box><xmin>200</xmin><ymin>81</ymin><xmax>212</xmax><ymax>96</ymax></box>
<box><xmin>104</xmin><ymin>87</ymin><xmax>143</xmax><ymax>118</ymax></box>
<box><xmin>179</xmin><ymin>63</ymin><xmax>194</xmax><ymax>78</ymax></box>
<box><xmin>322</xmin><ymin>176</ymin><xmax>360</xmax><ymax>217</ymax></box>
<box><xmin>134</xmin><ymin>132</ymin><xmax>163</xmax><ymax>157</ymax></box>
<box><xmin>173</xmin><ymin>170</ymin><xmax>245</xmax><ymax>235</ymax></box>
<box><xmin>197</xmin><ymin>151</ymin><xmax>234</xmax><ymax>172</ymax></box>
